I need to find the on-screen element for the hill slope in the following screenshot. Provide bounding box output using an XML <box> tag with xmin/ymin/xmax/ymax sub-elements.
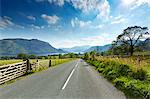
<box><xmin>85</xmin><ymin>44</ymin><xmax>112</xmax><ymax>52</ymax></box>
<box><xmin>61</xmin><ymin>45</ymin><xmax>91</xmax><ymax>53</ymax></box>
<box><xmin>0</xmin><ymin>38</ymin><xmax>65</xmax><ymax>56</ymax></box>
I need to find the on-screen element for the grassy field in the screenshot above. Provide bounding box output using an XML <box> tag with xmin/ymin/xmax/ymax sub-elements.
<box><xmin>0</xmin><ymin>60</ymin><xmax>23</xmax><ymax>66</ymax></box>
<box><xmin>0</xmin><ymin>58</ymin><xmax>74</xmax><ymax>66</ymax></box>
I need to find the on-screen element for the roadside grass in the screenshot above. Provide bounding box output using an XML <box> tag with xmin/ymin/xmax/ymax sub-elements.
<box><xmin>134</xmin><ymin>51</ymin><xmax>150</xmax><ymax>55</ymax></box>
<box><xmin>95</xmin><ymin>56</ymin><xmax>150</xmax><ymax>77</ymax></box>
<box><xmin>86</xmin><ymin>56</ymin><xmax>150</xmax><ymax>99</ymax></box>
<box><xmin>0</xmin><ymin>60</ymin><xmax>23</xmax><ymax>66</ymax></box>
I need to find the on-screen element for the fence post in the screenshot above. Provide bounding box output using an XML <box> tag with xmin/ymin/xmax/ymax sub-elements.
<box><xmin>36</xmin><ymin>60</ymin><xmax>39</xmax><ymax>71</ymax></box>
<box><xmin>49</xmin><ymin>60</ymin><xmax>51</xmax><ymax>67</ymax></box>
<box><xmin>26</xmin><ymin>59</ymin><xmax>31</xmax><ymax>72</ymax></box>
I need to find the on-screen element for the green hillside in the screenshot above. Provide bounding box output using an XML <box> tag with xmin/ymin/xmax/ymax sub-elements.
<box><xmin>0</xmin><ymin>38</ymin><xmax>65</xmax><ymax>56</ymax></box>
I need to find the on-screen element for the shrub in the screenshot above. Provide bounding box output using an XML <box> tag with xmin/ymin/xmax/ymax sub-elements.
<box><xmin>114</xmin><ymin>77</ymin><xmax>150</xmax><ymax>98</ymax></box>
<box><xmin>132</xmin><ymin>69</ymin><xmax>148</xmax><ymax>81</ymax></box>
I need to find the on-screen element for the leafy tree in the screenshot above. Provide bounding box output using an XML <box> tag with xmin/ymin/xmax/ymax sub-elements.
<box><xmin>28</xmin><ymin>54</ymin><xmax>37</xmax><ymax>59</ymax></box>
<box><xmin>90</xmin><ymin>51</ymin><xmax>96</xmax><ymax>60</ymax></box>
<box><xmin>42</xmin><ymin>57</ymin><xmax>45</xmax><ymax>60</ymax></box>
<box><xmin>68</xmin><ymin>53</ymin><xmax>75</xmax><ymax>58</ymax></box>
<box><xmin>58</xmin><ymin>54</ymin><xmax>63</xmax><ymax>59</ymax></box>
<box><xmin>84</xmin><ymin>52</ymin><xmax>90</xmax><ymax>60</ymax></box>
<box><xmin>113</xmin><ymin>26</ymin><xmax>149</xmax><ymax>56</ymax></box>
<box><xmin>17</xmin><ymin>53</ymin><xmax>28</xmax><ymax>59</ymax></box>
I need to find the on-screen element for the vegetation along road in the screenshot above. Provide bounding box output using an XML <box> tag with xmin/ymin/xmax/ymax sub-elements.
<box><xmin>0</xmin><ymin>59</ymin><xmax>126</xmax><ymax>99</ymax></box>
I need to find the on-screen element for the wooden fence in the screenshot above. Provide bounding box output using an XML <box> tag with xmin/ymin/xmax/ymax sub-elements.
<box><xmin>0</xmin><ymin>59</ymin><xmax>63</xmax><ymax>85</ymax></box>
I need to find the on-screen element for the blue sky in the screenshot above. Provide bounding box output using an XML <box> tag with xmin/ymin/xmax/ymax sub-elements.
<box><xmin>0</xmin><ymin>0</ymin><xmax>150</xmax><ymax>48</ymax></box>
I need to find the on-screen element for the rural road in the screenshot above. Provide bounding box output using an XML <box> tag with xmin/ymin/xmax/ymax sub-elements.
<box><xmin>0</xmin><ymin>59</ymin><xmax>126</xmax><ymax>99</ymax></box>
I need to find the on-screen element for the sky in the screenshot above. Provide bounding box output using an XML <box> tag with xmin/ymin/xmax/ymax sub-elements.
<box><xmin>0</xmin><ymin>0</ymin><xmax>150</xmax><ymax>48</ymax></box>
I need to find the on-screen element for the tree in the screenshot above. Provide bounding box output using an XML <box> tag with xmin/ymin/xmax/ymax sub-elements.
<box><xmin>58</xmin><ymin>54</ymin><xmax>63</xmax><ymax>59</ymax></box>
<box><xmin>28</xmin><ymin>54</ymin><xmax>37</xmax><ymax>59</ymax></box>
<box><xmin>114</xmin><ymin>26</ymin><xmax>149</xmax><ymax>56</ymax></box>
<box><xmin>90</xmin><ymin>51</ymin><xmax>96</xmax><ymax>60</ymax></box>
<box><xmin>84</xmin><ymin>52</ymin><xmax>90</xmax><ymax>60</ymax></box>
<box><xmin>17</xmin><ymin>53</ymin><xmax>28</xmax><ymax>59</ymax></box>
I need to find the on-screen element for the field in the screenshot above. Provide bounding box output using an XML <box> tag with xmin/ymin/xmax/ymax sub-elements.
<box><xmin>0</xmin><ymin>58</ymin><xmax>74</xmax><ymax>66</ymax></box>
<box><xmin>0</xmin><ymin>60</ymin><xmax>23</xmax><ymax>66</ymax></box>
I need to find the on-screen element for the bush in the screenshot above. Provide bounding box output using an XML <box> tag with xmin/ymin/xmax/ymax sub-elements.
<box><xmin>114</xmin><ymin>77</ymin><xmax>150</xmax><ymax>98</ymax></box>
<box><xmin>132</xmin><ymin>69</ymin><xmax>148</xmax><ymax>81</ymax></box>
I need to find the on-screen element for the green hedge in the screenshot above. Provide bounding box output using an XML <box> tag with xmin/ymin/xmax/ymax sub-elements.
<box><xmin>86</xmin><ymin>60</ymin><xmax>150</xmax><ymax>99</ymax></box>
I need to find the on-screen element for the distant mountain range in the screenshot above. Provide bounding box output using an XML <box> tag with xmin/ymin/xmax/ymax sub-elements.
<box><xmin>61</xmin><ymin>44</ymin><xmax>112</xmax><ymax>53</ymax></box>
<box><xmin>61</xmin><ymin>45</ymin><xmax>91</xmax><ymax>53</ymax></box>
<box><xmin>0</xmin><ymin>38</ymin><xmax>65</xmax><ymax>56</ymax></box>
<box><xmin>84</xmin><ymin>44</ymin><xmax>112</xmax><ymax>53</ymax></box>
<box><xmin>1</xmin><ymin>38</ymin><xmax>148</xmax><ymax>56</ymax></box>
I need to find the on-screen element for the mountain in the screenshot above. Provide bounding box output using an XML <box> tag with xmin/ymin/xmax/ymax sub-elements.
<box><xmin>138</xmin><ymin>38</ymin><xmax>150</xmax><ymax>51</ymax></box>
<box><xmin>61</xmin><ymin>45</ymin><xmax>91</xmax><ymax>53</ymax></box>
<box><xmin>0</xmin><ymin>38</ymin><xmax>65</xmax><ymax>56</ymax></box>
<box><xmin>85</xmin><ymin>44</ymin><xmax>112</xmax><ymax>52</ymax></box>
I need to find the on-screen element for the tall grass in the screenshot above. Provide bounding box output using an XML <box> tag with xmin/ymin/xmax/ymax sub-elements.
<box><xmin>95</xmin><ymin>56</ymin><xmax>150</xmax><ymax>76</ymax></box>
<box><xmin>0</xmin><ymin>60</ymin><xmax>23</xmax><ymax>66</ymax></box>
<box><xmin>86</xmin><ymin>56</ymin><xmax>150</xmax><ymax>98</ymax></box>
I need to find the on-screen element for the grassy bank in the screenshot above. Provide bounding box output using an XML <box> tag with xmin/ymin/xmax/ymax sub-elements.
<box><xmin>86</xmin><ymin>57</ymin><xmax>150</xmax><ymax>99</ymax></box>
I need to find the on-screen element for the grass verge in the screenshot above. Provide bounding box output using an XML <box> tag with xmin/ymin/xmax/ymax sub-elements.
<box><xmin>86</xmin><ymin>59</ymin><xmax>150</xmax><ymax>99</ymax></box>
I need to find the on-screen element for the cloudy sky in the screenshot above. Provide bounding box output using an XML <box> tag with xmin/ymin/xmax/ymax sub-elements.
<box><xmin>0</xmin><ymin>0</ymin><xmax>150</xmax><ymax>48</ymax></box>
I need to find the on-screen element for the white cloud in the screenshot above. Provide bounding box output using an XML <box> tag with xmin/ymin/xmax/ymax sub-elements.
<box><xmin>48</xmin><ymin>0</ymin><xmax>64</xmax><ymax>6</ymax></box>
<box><xmin>55</xmin><ymin>33</ymin><xmax>115</xmax><ymax>48</ymax></box>
<box><xmin>81</xmin><ymin>34</ymin><xmax>114</xmax><ymax>46</ymax></box>
<box><xmin>36</xmin><ymin>0</ymin><xmax>110</xmax><ymax>20</ymax></box>
<box><xmin>35</xmin><ymin>0</ymin><xmax>64</xmax><ymax>6</ymax></box>
<box><xmin>111</xmin><ymin>15</ymin><xmax>126</xmax><ymax>24</ymax></box>
<box><xmin>71</xmin><ymin>17</ymin><xmax>91</xmax><ymax>28</ymax></box>
<box><xmin>41</xmin><ymin>14</ymin><xmax>59</xmax><ymax>24</ymax></box>
<box><xmin>69</xmin><ymin>0</ymin><xmax>110</xmax><ymax>20</ymax></box>
<box><xmin>121</xmin><ymin>0</ymin><xmax>150</xmax><ymax>9</ymax></box>
<box><xmin>0</xmin><ymin>16</ymin><xmax>14</xmax><ymax>28</ymax></box>
<box><xmin>71</xmin><ymin>17</ymin><xmax>104</xmax><ymax>29</ymax></box>
<box><xmin>27</xmin><ymin>15</ymin><xmax>36</xmax><ymax>21</ymax></box>
<box><xmin>30</xmin><ymin>24</ymin><xmax>45</xmax><ymax>31</ymax></box>
<box><xmin>0</xmin><ymin>16</ymin><xmax>24</xmax><ymax>29</ymax></box>
<box><xmin>96</xmin><ymin>0</ymin><xmax>110</xmax><ymax>20</ymax></box>
<box><xmin>31</xmin><ymin>24</ymin><xmax>41</xmax><ymax>29</ymax></box>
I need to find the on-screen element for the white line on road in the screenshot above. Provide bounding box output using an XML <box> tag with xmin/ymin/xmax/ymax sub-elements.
<box><xmin>61</xmin><ymin>62</ymin><xmax>78</xmax><ymax>90</ymax></box>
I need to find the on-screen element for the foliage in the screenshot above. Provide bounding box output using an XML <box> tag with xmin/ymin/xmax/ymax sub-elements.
<box><xmin>17</xmin><ymin>53</ymin><xmax>28</xmax><ymax>59</ymax></box>
<box><xmin>112</xmin><ymin>26</ymin><xmax>149</xmax><ymax>56</ymax></box>
<box><xmin>86</xmin><ymin>58</ymin><xmax>150</xmax><ymax>98</ymax></box>
<box><xmin>84</xmin><ymin>52</ymin><xmax>90</xmax><ymax>60</ymax></box>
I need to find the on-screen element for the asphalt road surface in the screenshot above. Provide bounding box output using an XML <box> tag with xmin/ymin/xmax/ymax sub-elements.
<box><xmin>0</xmin><ymin>59</ymin><xmax>126</xmax><ymax>99</ymax></box>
